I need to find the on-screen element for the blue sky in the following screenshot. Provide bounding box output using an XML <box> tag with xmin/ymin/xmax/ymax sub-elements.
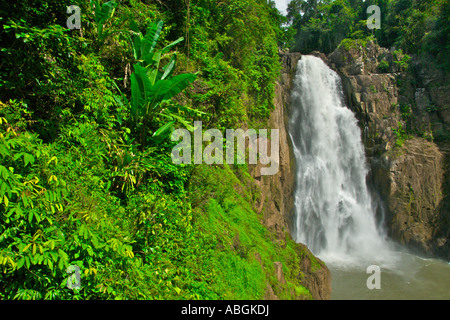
<box><xmin>274</xmin><ymin>0</ymin><xmax>290</xmax><ymax>15</ymax></box>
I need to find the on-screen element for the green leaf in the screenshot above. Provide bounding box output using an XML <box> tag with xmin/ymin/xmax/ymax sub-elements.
<box><xmin>93</xmin><ymin>0</ymin><xmax>117</xmax><ymax>40</ymax></box>
<box><xmin>161</xmin><ymin>37</ymin><xmax>184</xmax><ymax>55</ymax></box>
<box><xmin>34</xmin><ymin>211</ymin><xmax>41</xmax><ymax>223</ymax></box>
<box><xmin>21</xmin><ymin>193</ymin><xmax>28</xmax><ymax>207</ymax></box>
<box><xmin>14</xmin><ymin>152</ymin><xmax>24</xmax><ymax>162</ymax></box>
<box><xmin>6</xmin><ymin>208</ymin><xmax>15</xmax><ymax>218</ymax></box>
<box><xmin>0</xmin><ymin>144</ymin><xmax>9</xmax><ymax>157</ymax></box>
<box><xmin>130</xmin><ymin>64</ymin><xmax>154</xmax><ymax>118</ymax></box>
<box><xmin>91</xmin><ymin>234</ymin><xmax>101</xmax><ymax>249</ymax></box>
<box><xmin>0</xmin><ymin>181</ymin><xmax>6</xmax><ymax>198</ymax></box>
<box><xmin>16</xmin><ymin>257</ymin><xmax>25</xmax><ymax>269</ymax></box>
<box><xmin>130</xmin><ymin>32</ymin><xmax>142</xmax><ymax>60</ymax></box>
<box><xmin>141</xmin><ymin>20</ymin><xmax>164</xmax><ymax>60</ymax></box>
<box><xmin>15</xmin><ymin>206</ymin><xmax>23</xmax><ymax>218</ymax></box>
<box><xmin>47</xmin><ymin>258</ymin><xmax>53</xmax><ymax>271</ymax></box>
<box><xmin>130</xmin><ymin>73</ymin><xmax>141</xmax><ymax>121</ymax></box>
<box><xmin>178</xmin><ymin>104</ymin><xmax>208</xmax><ymax>116</ymax></box>
<box><xmin>148</xmin><ymin>73</ymin><xmax>197</xmax><ymax>107</ymax></box>
<box><xmin>161</xmin><ymin>54</ymin><xmax>177</xmax><ymax>80</ymax></box>
<box><xmin>23</xmin><ymin>243</ymin><xmax>32</xmax><ymax>253</ymax></box>
<box><xmin>148</xmin><ymin>54</ymin><xmax>161</xmax><ymax>85</ymax></box>
<box><xmin>23</xmin><ymin>153</ymin><xmax>35</xmax><ymax>166</ymax></box>
<box><xmin>152</xmin><ymin>121</ymin><xmax>175</xmax><ymax>138</ymax></box>
<box><xmin>127</xmin><ymin>21</ymin><xmax>141</xmax><ymax>60</ymax></box>
<box><xmin>50</xmin><ymin>252</ymin><xmax>58</xmax><ymax>262</ymax></box>
<box><xmin>99</xmin><ymin>1</ymin><xmax>117</xmax><ymax>24</ymax></box>
<box><xmin>86</xmin><ymin>245</ymin><xmax>94</xmax><ymax>257</ymax></box>
<box><xmin>0</xmin><ymin>165</ymin><xmax>8</xmax><ymax>179</ymax></box>
<box><xmin>58</xmin><ymin>257</ymin><xmax>64</xmax><ymax>270</ymax></box>
<box><xmin>160</xmin><ymin>112</ymin><xmax>194</xmax><ymax>132</ymax></box>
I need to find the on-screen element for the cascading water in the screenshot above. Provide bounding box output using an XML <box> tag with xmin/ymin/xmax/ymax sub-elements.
<box><xmin>288</xmin><ymin>55</ymin><xmax>450</xmax><ymax>300</ymax></box>
<box><xmin>288</xmin><ymin>55</ymin><xmax>395</xmax><ymax>267</ymax></box>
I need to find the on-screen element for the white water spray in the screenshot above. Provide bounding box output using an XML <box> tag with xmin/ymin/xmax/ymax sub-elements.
<box><xmin>289</xmin><ymin>56</ymin><xmax>396</xmax><ymax>267</ymax></box>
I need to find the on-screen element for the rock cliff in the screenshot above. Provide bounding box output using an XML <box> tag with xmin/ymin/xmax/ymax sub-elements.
<box><xmin>248</xmin><ymin>52</ymin><xmax>332</xmax><ymax>300</ymax></box>
<box><xmin>325</xmin><ymin>40</ymin><xmax>449</xmax><ymax>259</ymax></box>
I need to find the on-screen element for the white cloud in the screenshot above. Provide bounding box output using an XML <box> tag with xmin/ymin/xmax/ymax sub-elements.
<box><xmin>273</xmin><ymin>0</ymin><xmax>290</xmax><ymax>15</ymax></box>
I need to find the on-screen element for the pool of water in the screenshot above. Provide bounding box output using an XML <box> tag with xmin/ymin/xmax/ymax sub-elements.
<box><xmin>327</xmin><ymin>250</ymin><xmax>450</xmax><ymax>300</ymax></box>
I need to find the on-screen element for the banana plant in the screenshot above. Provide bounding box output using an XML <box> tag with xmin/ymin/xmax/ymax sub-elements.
<box><xmin>91</xmin><ymin>0</ymin><xmax>118</xmax><ymax>43</ymax></box>
<box><xmin>128</xmin><ymin>20</ymin><xmax>197</xmax><ymax>148</ymax></box>
<box><xmin>129</xmin><ymin>20</ymin><xmax>184</xmax><ymax>70</ymax></box>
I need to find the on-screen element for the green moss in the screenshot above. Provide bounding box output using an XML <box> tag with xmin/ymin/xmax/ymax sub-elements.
<box><xmin>338</xmin><ymin>37</ymin><xmax>373</xmax><ymax>51</ymax></box>
<box><xmin>287</xmin><ymin>280</ymin><xmax>312</xmax><ymax>299</ymax></box>
<box><xmin>378</xmin><ymin>60</ymin><xmax>390</xmax><ymax>73</ymax></box>
<box><xmin>187</xmin><ymin>164</ymin><xmax>316</xmax><ymax>299</ymax></box>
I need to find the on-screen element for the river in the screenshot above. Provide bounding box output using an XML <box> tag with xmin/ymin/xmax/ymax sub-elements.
<box><xmin>329</xmin><ymin>248</ymin><xmax>450</xmax><ymax>300</ymax></box>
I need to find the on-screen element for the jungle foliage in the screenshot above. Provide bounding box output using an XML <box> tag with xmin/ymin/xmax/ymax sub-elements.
<box><xmin>287</xmin><ymin>0</ymin><xmax>449</xmax><ymax>69</ymax></box>
<box><xmin>0</xmin><ymin>0</ymin><xmax>312</xmax><ymax>300</ymax></box>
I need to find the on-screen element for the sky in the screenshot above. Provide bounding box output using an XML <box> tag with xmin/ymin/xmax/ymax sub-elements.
<box><xmin>274</xmin><ymin>0</ymin><xmax>290</xmax><ymax>15</ymax></box>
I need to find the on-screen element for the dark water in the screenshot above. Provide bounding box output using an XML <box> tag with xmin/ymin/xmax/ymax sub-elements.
<box><xmin>328</xmin><ymin>250</ymin><xmax>450</xmax><ymax>300</ymax></box>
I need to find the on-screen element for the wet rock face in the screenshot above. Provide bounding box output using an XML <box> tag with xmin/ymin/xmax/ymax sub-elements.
<box><xmin>324</xmin><ymin>41</ymin><xmax>449</xmax><ymax>258</ymax></box>
<box><xmin>371</xmin><ymin>139</ymin><xmax>446</xmax><ymax>255</ymax></box>
<box><xmin>249</xmin><ymin>52</ymin><xmax>332</xmax><ymax>300</ymax></box>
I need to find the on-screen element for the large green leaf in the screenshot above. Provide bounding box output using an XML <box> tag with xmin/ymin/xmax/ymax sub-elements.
<box><xmin>148</xmin><ymin>73</ymin><xmax>197</xmax><ymax>108</ymax></box>
<box><xmin>130</xmin><ymin>73</ymin><xmax>141</xmax><ymax>121</ymax></box>
<box><xmin>141</xmin><ymin>20</ymin><xmax>164</xmax><ymax>63</ymax></box>
<box><xmin>152</xmin><ymin>120</ymin><xmax>175</xmax><ymax>138</ymax></box>
<box><xmin>132</xmin><ymin>64</ymin><xmax>196</xmax><ymax>121</ymax></box>
<box><xmin>161</xmin><ymin>54</ymin><xmax>177</xmax><ymax>80</ymax></box>
<box><xmin>161</xmin><ymin>37</ymin><xmax>184</xmax><ymax>55</ymax></box>
<box><xmin>130</xmin><ymin>64</ymin><xmax>153</xmax><ymax>121</ymax></box>
<box><xmin>128</xmin><ymin>20</ymin><xmax>141</xmax><ymax>60</ymax></box>
<box><xmin>147</xmin><ymin>50</ymin><xmax>162</xmax><ymax>84</ymax></box>
<box><xmin>160</xmin><ymin>112</ymin><xmax>195</xmax><ymax>132</ymax></box>
<box><xmin>130</xmin><ymin>32</ymin><xmax>142</xmax><ymax>60</ymax></box>
<box><xmin>98</xmin><ymin>1</ymin><xmax>117</xmax><ymax>25</ymax></box>
<box><xmin>136</xmin><ymin>65</ymin><xmax>153</xmax><ymax>110</ymax></box>
<box><xmin>93</xmin><ymin>0</ymin><xmax>118</xmax><ymax>39</ymax></box>
<box><xmin>147</xmin><ymin>20</ymin><xmax>164</xmax><ymax>52</ymax></box>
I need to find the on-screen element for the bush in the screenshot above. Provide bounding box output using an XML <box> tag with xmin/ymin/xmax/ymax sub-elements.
<box><xmin>378</xmin><ymin>60</ymin><xmax>390</xmax><ymax>73</ymax></box>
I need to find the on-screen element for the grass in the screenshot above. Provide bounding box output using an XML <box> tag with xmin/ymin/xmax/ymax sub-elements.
<box><xmin>188</xmin><ymin>163</ymin><xmax>313</xmax><ymax>299</ymax></box>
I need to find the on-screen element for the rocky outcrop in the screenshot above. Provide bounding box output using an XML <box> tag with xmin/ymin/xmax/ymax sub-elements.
<box><xmin>250</xmin><ymin>52</ymin><xmax>301</xmax><ymax>237</ymax></box>
<box><xmin>249</xmin><ymin>52</ymin><xmax>331</xmax><ymax>300</ymax></box>
<box><xmin>296</xmin><ymin>244</ymin><xmax>332</xmax><ymax>300</ymax></box>
<box><xmin>411</xmin><ymin>53</ymin><xmax>450</xmax><ymax>141</ymax></box>
<box><xmin>371</xmin><ymin>138</ymin><xmax>446</xmax><ymax>254</ymax></box>
<box><xmin>327</xmin><ymin>41</ymin><xmax>402</xmax><ymax>153</ymax></box>
<box><xmin>325</xmin><ymin>40</ymin><xmax>449</xmax><ymax>258</ymax></box>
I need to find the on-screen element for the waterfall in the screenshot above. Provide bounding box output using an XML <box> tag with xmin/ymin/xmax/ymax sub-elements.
<box><xmin>288</xmin><ymin>56</ymin><xmax>395</xmax><ymax>267</ymax></box>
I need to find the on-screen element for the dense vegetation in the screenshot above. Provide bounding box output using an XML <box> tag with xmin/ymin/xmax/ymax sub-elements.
<box><xmin>2</xmin><ymin>0</ymin><xmax>446</xmax><ymax>300</ymax></box>
<box><xmin>0</xmin><ymin>0</ymin><xmax>318</xmax><ymax>299</ymax></box>
<box><xmin>287</xmin><ymin>0</ymin><xmax>449</xmax><ymax>69</ymax></box>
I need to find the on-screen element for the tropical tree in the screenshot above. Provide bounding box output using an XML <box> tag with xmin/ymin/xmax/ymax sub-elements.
<box><xmin>127</xmin><ymin>20</ymin><xmax>197</xmax><ymax>148</ymax></box>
